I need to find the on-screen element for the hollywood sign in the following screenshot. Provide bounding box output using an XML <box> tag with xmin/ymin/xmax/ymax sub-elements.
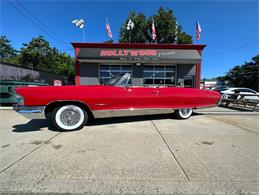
<box><xmin>100</xmin><ymin>49</ymin><xmax>158</xmax><ymax>57</ymax></box>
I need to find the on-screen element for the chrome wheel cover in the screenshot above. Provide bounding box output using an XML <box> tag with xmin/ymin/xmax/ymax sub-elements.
<box><xmin>178</xmin><ymin>108</ymin><xmax>192</xmax><ymax>118</ymax></box>
<box><xmin>60</xmin><ymin>108</ymin><xmax>81</xmax><ymax>126</ymax></box>
<box><xmin>55</xmin><ymin>105</ymin><xmax>84</xmax><ymax>130</ymax></box>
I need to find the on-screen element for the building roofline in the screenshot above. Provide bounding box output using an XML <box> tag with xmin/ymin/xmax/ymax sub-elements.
<box><xmin>71</xmin><ymin>42</ymin><xmax>206</xmax><ymax>50</ymax></box>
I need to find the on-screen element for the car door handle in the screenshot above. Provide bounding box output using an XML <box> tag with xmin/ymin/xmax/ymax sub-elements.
<box><xmin>152</xmin><ymin>90</ymin><xmax>159</xmax><ymax>94</ymax></box>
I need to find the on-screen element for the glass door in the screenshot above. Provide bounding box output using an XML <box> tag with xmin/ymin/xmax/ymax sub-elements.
<box><xmin>184</xmin><ymin>76</ymin><xmax>195</xmax><ymax>88</ymax></box>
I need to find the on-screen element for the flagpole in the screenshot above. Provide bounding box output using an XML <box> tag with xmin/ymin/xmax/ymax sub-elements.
<box><xmin>106</xmin><ymin>18</ymin><xmax>108</xmax><ymax>41</ymax></box>
<box><xmin>127</xmin><ymin>19</ymin><xmax>134</xmax><ymax>44</ymax></box>
<box><xmin>174</xmin><ymin>20</ymin><xmax>178</xmax><ymax>44</ymax></box>
<box><xmin>83</xmin><ymin>28</ymin><xmax>85</xmax><ymax>42</ymax></box>
<box><xmin>72</xmin><ymin>18</ymin><xmax>85</xmax><ymax>42</ymax></box>
<box><xmin>195</xmin><ymin>33</ymin><xmax>199</xmax><ymax>45</ymax></box>
<box><xmin>151</xmin><ymin>17</ymin><xmax>153</xmax><ymax>44</ymax></box>
<box><xmin>195</xmin><ymin>21</ymin><xmax>201</xmax><ymax>45</ymax></box>
<box><xmin>129</xmin><ymin>30</ymin><xmax>131</xmax><ymax>43</ymax></box>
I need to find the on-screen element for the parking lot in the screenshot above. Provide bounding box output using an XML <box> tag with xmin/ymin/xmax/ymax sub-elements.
<box><xmin>0</xmin><ymin>107</ymin><xmax>258</xmax><ymax>194</ymax></box>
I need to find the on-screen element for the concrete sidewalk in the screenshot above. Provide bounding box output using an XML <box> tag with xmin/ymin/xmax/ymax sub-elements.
<box><xmin>0</xmin><ymin>108</ymin><xmax>258</xmax><ymax>194</ymax></box>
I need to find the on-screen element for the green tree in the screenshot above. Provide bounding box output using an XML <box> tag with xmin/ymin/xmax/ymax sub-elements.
<box><xmin>19</xmin><ymin>35</ymin><xmax>74</xmax><ymax>75</ymax></box>
<box><xmin>0</xmin><ymin>36</ymin><xmax>18</xmax><ymax>63</ymax></box>
<box><xmin>119</xmin><ymin>7</ymin><xmax>193</xmax><ymax>44</ymax></box>
<box><xmin>224</xmin><ymin>55</ymin><xmax>259</xmax><ymax>91</ymax></box>
<box><xmin>148</xmin><ymin>7</ymin><xmax>176</xmax><ymax>43</ymax></box>
<box><xmin>177</xmin><ymin>29</ymin><xmax>193</xmax><ymax>44</ymax></box>
<box><xmin>119</xmin><ymin>11</ymin><xmax>148</xmax><ymax>43</ymax></box>
<box><xmin>19</xmin><ymin>35</ymin><xmax>52</xmax><ymax>69</ymax></box>
<box><xmin>55</xmin><ymin>52</ymin><xmax>75</xmax><ymax>76</ymax></box>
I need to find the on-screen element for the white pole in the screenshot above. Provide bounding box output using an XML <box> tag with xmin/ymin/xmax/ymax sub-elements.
<box><xmin>129</xmin><ymin>29</ymin><xmax>131</xmax><ymax>43</ymax></box>
<box><xmin>83</xmin><ymin>28</ymin><xmax>85</xmax><ymax>42</ymax></box>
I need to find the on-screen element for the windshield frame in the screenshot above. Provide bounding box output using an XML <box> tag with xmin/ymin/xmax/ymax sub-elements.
<box><xmin>104</xmin><ymin>73</ymin><xmax>131</xmax><ymax>87</ymax></box>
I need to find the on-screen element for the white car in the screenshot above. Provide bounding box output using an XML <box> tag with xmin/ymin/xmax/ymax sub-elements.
<box><xmin>221</xmin><ymin>88</ymin><xmax>259</xmax><ymax>101</ymax></box>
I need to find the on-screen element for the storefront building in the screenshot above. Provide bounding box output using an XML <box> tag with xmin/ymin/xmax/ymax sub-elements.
<box><xmin>71</xmin><ymin>43</ymin><xmax>206</xmax><ymax>88</ymax></box>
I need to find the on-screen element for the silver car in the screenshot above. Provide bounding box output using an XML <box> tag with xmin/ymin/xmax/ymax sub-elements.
<box><xmin>221</xmin><ymin>87</ymin><xmax>259</xmax><ymax>101</ymax></box>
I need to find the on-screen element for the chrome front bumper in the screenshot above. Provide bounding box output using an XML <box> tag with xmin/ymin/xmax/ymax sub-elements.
<box><xmin>13</xmin><ymin>105</ymin><xmax>46</xmax><ymax>120</ymax></box>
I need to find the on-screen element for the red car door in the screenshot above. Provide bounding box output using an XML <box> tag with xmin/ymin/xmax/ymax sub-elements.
<box><xmin>110</xmin><ymin>86</ymin><xmax>160</xmax><ymax>110</ymax></box>
<box><xmin>156</xmin><ymin>87</ymin><xmax>179</xmax><ymax>108</ymax></box>
<box><xmin>157</xmin><ymin>87</ymin><xmax>201</xmax><ymax>109</ymax></box>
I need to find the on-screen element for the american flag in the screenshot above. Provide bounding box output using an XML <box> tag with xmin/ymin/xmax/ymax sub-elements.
<box><xmin>106</xmin><ymin>18</ymin><xmax>113</xmax><ymax>38</ymax></box>
<box><xmin>196</xmin><ymin>21</ymin><xmax>202</xmax><ymax>41</ymax></box>
<box><xmin>152</xmin><ymin>18</ymin><xmax>156</xmax><ymax>40</ymax></box>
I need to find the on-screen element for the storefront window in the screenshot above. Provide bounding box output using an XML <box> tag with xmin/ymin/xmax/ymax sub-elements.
<box><xmin>99</xmin><ymin>65</ymin><xmax>132</xmax><ymax>84</ymax></box>
<box><xmin>143</xmin><ymin>65</ymin><xmax>176</xmax><ymax>86</ymax></box>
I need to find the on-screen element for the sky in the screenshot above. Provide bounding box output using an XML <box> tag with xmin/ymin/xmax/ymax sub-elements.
<box><xmin>1</xmin><ymin>0</ymin><xmax>259</xmax><ymax>79</ymax></box>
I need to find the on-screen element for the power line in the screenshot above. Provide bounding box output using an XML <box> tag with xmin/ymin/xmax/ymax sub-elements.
<box><xmin>15</xmin><ymin>0</ymin><xmax>69</xmax><ymax>47</ymax></box>
<box><xmin>7</xmin><ymin>0</ymin><xmax>63</xmax><ymax>46</ymax></box>
<box><xmin>7</xmin><ymin>0</ymin><xmax>69</xmax><ymax>49</ymax></box>
<box><xmin>205</xmin><ymin>42</ymin><xmax>257</xmax><ymax>58</ymax></box>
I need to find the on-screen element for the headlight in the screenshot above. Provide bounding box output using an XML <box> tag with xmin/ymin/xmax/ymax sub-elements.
<box><xmin>15</xmin><ymin>94</ymin><xmax>24</xmax><ymax>106</ymax></box>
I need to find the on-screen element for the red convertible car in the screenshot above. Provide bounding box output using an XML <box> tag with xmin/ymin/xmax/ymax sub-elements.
<box><xmin>14</xmin><ymin>73</ymin><xmax>220</xmax><ymax>131</ymax></box>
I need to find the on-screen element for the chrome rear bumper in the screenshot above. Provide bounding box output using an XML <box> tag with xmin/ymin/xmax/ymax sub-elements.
<box><xmin>13</xmin><ymin>105</ymin><xmax>46</xmax><ymax>120</ymax></box>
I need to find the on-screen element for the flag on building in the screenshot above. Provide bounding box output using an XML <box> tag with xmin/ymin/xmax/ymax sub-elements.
<box><xmin>196</xmin><ymin>21</ymin><xmax>202</xmax><ymax>41</ymax></box>
<box><xmin>105</xmin><ymin>18</ymin><xmax>113</xmax><ymax>38</ymax></box>
<box><xmin>127</xmin><ymin>19</ymin><xmax>134</xmax><ymax>30</ymax></box>
<box><xmin>174</xmin><ymin>21</ymin><xmax>178</xmax><ymax>43</ymax></box>
<box><xmin>72</xmin><ymin>19</ymin><xmax>85</xmax><ymax>29</ymax></box>
<box><xmin>151</xmin><ymin>18</ymin><xmax>156</xmax><ymax>40</ymax></box>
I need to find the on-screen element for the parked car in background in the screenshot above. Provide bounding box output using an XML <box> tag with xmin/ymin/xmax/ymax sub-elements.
<box><xmin>221</xmin><ymin>88</ymin><xmax>259</xmax><ymax>101</ymax></box>
<box><xmin>210</xmin><ymin>85</ymin><xmax>229</xmax><ymax>93</ymax></box>
<box><xmin>0</xmin><ymin>80</ymin><xmax>48</xmax><ymax>106</ymax></box>
<box><xmin>14</xmin><ymin>73</ymin><xmax>221</xmax><ymax>131</ymax></box>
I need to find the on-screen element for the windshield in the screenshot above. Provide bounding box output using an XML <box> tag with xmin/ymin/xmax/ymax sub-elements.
<box><xmin>104</xmin><ymin>73</ymin><xmax>131</xmax><ymax>87</ymax></box>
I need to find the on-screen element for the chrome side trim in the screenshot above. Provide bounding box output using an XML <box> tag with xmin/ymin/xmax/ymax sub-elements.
<box><xmin>92</xmin><ymin>108</ymin><xmax>175</xmax><ymax>118</ymax></box>
<box><xmin>13</xmin><ymin>106</ymin><xmax>46</xmax><ymax>120</ymax></box>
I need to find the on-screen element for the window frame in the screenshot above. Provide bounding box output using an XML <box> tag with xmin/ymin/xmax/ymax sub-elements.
<box><xmin>143</xmin><ymin>65</ymin><xmax>177</xmax><ymax>86</ymax></box>
<box><xmin>99</xmin><ymin>64</ymin><xmax>132</xmax><ymax>85</ymax></box>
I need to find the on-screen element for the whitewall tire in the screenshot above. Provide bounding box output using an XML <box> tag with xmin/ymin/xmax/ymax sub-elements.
<box><xmin>52</xmin><ymin>105</ymin><xmax>88</xmax><ymax>131</ymax></box>
<box><xmin>175</xmin><ymin>108</ymin><xmax>193</xmax><ymax>119</ymax></box>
